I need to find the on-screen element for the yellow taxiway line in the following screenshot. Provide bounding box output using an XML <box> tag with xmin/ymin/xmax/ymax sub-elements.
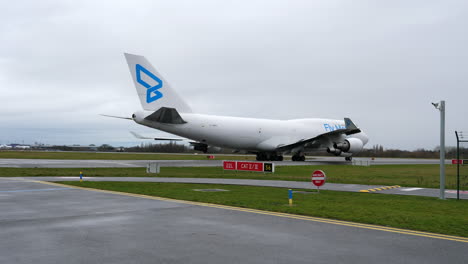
<box><xmin>31</xmin><ymin>180</ymin><xmax>468</xmax><ymax>244</ymax></box>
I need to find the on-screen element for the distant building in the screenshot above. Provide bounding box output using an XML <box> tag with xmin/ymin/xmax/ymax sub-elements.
<box><xmin>1</xmin><ymin>144</ymin><xmax>31</xmax><ymax>149</ymax></box>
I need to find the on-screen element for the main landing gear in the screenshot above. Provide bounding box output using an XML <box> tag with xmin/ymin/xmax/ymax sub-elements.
<box><xmin>256</xmin><ymin>152</ymin><xmax>307</xmax><ymax>162</ymax></box>
<box><xmin>345</xmin><ymin>156</ymin><xmax>352</xmax><ymax>161</ymax></box>
<box><xmin>292</xmin><ymin>153</ymin><xmax>306</xmax><ymax>161</ymax></box>
<box><xmin>256</xmin><ymin>152</ymin><xmax>284</xmax><ymax>161</ymax></box>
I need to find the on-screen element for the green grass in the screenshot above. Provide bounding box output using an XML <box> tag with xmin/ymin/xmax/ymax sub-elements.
<box><xmin>59</xmin><ymin>181</ymin><xmax>468</xmax><ymax>237</ymax></box>
<box><xmin>2</xmin><ymin>164</ymin><xmax>468</xmax><ymax>189</ymax></box>
<box><xmin>0</xmin><ymin>151</ymin><xmax>255</xmax><ymax>160</ymax></box>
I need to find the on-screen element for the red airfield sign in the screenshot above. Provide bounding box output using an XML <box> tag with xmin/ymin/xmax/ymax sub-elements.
<box><xmin>312</xmin><ymin>170</ymin><xmax>326</xmax><ymax>187</ymax></box>
<box><xmin>222</xmin><ymin>161</ymin><xmax>275</xmax><ymax>173</ymax></box>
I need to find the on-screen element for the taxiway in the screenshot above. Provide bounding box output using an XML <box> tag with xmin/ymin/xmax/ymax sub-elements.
<box><xmin>0</xmin><ymin>178</ymin><xmax>466</xmax><ymax>263</ymax></box>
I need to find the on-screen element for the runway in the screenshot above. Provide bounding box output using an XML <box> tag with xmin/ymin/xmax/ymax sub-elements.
<box><xmin>0</xmin><ymin>157</ymin><xmax>451</xmax><ymax>168</ymax></box>
<box><xmin>18</xmin><ymin>177</ymin><xmax>468</xmax><ymax>200</ymax></box>
<box><xmin>0</xmin><ymin>178</ymin><xmax>466</xmax><ymax>264</ymax></box>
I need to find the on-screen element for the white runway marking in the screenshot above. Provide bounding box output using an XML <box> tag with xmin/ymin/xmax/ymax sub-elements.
<box><xmin>401</xmin><ymin>188</ymin><xmax>423</xmax><ymax>192</ymax></box>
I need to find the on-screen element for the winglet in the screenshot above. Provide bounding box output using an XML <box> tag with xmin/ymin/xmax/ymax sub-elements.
<box><xmin>344</xmin><ymin>118</ymin><xmax>361</xmax><ymax>135</ymax></box>
<box><xmin>344</xmin><ymin>118</ymin><xmax>358</xmax><ymax>130</ymax></box>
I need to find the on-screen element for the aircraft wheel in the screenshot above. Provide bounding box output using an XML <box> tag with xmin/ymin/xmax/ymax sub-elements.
<box><xmin>270</xmin><ymin>154</ymin><xmax>283</xmax><ymax>161</ymax></box>
<box><xmin>257</xmin><ymin>153</ymin><xmax>268</xmax><ymax>161</ymax></box>
<box><xmin>269</xmin><ymin>153</ymin><xmax>277</xmax><ymax>161</ymax></box>
<box><xmin>256</xmin><ymin>153</ymin><xmax>262</xmax><ymax>161</ymax></box>
<box><xmin>300</xmin><ymin>156</ymin><xmax>306</xmax><ymax>161</ymax></box>
<box><xmin>345</xmin><ymin>157</ymin><xmax>352</xmax><ymax>161</ymax></box>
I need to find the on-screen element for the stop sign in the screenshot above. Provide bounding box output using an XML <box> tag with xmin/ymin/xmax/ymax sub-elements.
<box><xmin>312</xmin><ymin>170</ymin><xmax>326</xmax><ymax>187</ymax></box>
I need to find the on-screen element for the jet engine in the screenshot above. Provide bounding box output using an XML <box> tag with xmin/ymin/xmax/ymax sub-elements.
<box><xmin>333</xmin><ymin>138</ymin><xmax>364</xmax><ymax>153</ymax></box>
<box><xmin>326</xmin><ymin>147</ymin><xmax>342</xmax><ymax>156</ymax></box>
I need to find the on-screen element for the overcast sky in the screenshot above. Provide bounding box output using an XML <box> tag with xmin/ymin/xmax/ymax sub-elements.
<box><xmin>1</xmin><ymin>0</ymin><xmax>467</xmax><ymax>150</ymax></box>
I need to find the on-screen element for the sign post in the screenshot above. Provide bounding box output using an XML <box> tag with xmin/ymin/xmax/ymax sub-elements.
<box><xmin>312</xmin><ymin>170</ymin><xmax>326</xmax><ymax>193</ymax></box>
<box><xmin>288</xmin><ymin>189</ymin><xmax>293</xmax><ymax>206</ymax></box>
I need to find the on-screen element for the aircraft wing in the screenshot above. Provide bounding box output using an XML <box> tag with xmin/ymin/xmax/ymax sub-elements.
<box><xmin>130</xmin><ymin>131</ymin><xmax>185</xmax><ymax>141</ymax></box>
<box><xmin>276</xmin><ymin>118</ymin><xmax>361</xmax><ymax>152</ymax></box>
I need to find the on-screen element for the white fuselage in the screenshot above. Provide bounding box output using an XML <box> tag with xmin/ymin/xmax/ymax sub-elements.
<box><xmin>133</xmin><ymin>111</ymin><xmax>368</xmax><ymax>153</ymax></box>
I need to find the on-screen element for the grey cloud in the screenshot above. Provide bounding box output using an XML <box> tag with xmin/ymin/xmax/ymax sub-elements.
<box><xmin>1</xmin><ymin>0</ymin><xmax>467</xmax><ymax>149</ymax></box>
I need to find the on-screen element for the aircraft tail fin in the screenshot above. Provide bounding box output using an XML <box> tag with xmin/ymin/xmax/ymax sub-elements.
<box><xmin>124</xmin><ymin>53</ymin><xmax>192</xmax><ymax>113</ymax></box>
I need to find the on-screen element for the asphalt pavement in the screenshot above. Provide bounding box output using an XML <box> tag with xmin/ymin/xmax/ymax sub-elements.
<box><xmin>1</xmin><ymin>177</ymin><xmax>466</xmax><ymax>264</ymax></box>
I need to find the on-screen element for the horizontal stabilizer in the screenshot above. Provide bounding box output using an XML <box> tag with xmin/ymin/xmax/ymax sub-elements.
<box><xmin>144</xmin><ymin>107</ymin><xmax>186</xmax><ymax>124</ymax></box>
<box><xmin>130</xmin><ymin>131</ymin><xmax>184</xmax><ymax>141</ymax></box>
<box><xmin>100</xmin><ymin>114</ymin><xmax>132</xmax><ymax>120</ymax></box>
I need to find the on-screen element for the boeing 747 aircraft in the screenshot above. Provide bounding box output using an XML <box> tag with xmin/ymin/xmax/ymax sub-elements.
<box><xmin>106</xmin><ymin>53</ymin><xmax>369</xmax><ymax>161</ymax></box>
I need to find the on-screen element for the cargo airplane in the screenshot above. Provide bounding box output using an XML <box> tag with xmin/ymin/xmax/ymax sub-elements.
<box><xmin>104</xmin><ymin>53</ymin><xmax>369</xmax><ymax>161</ymax></box>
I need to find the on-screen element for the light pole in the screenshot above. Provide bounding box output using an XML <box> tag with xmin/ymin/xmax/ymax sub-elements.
<box><xmin>432</xmin><ymin>100</ymin><xmax>445</xmax><ymax>200</ymax></box>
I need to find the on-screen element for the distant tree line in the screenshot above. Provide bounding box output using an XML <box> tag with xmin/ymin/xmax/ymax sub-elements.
<box><xmin>126</xmin><ymin>142</ymin><xmax>189</xmax><ymax>153</ymax></box>
<box><xmin>44</xmin><ymin>145</ymin><xmax>97</xmax><ymax>152</ymax></box>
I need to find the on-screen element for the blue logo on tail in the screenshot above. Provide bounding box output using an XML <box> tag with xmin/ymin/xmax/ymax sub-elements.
<box><xmin>135</xmin><ymin>64</ymin><xmax>163</xmax><ymax>103</ymax></box>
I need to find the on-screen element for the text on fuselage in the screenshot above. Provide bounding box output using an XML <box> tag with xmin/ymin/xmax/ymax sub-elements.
<box><xmin>323</xmin><ymin>123</ymin><xmax>345</xmax><ymax>132</ymax></box>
